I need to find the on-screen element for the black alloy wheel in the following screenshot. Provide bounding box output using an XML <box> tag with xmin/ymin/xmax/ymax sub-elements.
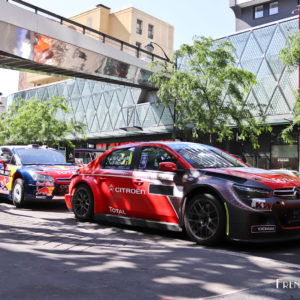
<box><xmin>184</xmin><ymin>193</ymin><xmax>225</xmax><ymax>245</ymax></box>
<box><xmin>72</xmin><ymin>184</ymin><xmax>94</xmax><ymax>221</ymax></box>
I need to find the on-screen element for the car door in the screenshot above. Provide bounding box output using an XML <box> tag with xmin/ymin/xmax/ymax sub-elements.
<box><xmin>97</xmin><ymin>147</ymin><xmax>142</xmax><ymax>217</ymax></box>
<box><xmin>132</xmin><ymin>146</ymin><xmax>185</xmax><ymax>224</ymax></box>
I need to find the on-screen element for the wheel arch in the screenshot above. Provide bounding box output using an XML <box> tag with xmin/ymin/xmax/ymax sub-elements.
<box><xmin>70</xmin><ymin>176</ymin><xmax>101</xmax><ymax>213</ymax></box>
<box><xmin>9</xmin><ymin>171</ymin><xmax>23</xmax><ymax>200</ymax></box>
<box><xmin>180</xmin><ymin>184</ymin><xmax>226</xmax><ymax>225</ymax></box>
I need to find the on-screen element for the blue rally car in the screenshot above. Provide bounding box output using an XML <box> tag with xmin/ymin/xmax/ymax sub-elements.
<box><xmin>0</xmin><ymin>145</ymin><xmax>78</xmax><ymax>207</ymax></box>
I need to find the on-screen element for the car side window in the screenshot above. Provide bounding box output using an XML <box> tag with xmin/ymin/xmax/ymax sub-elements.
<box><xmin>138</xmin><ymin>147</ymin><xmax>181</xmax><ymax>171</ymax></box>
<box><xmin>103</xmin><ymin>148</ymin><xmax>135</xmax><ymax>170</ymax></box>
<box><xmin>0</xmin><ymin>148</ymin><xmax>16</xmax><ymax>165</ymax></box>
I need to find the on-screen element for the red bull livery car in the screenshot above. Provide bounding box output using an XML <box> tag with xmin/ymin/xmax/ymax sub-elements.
<box><xmin>65</xmin><ymin>142</ymin><xmax>300</xmax><ymax>245</ymax></box>
<box><xmin>0</xmin><ymin>145</ymin><xmax>77</xmax><ymax>207</ymax></box>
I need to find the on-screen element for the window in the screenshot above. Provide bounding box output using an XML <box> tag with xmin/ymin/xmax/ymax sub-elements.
<box><xmin>269</xmin><ymin>1</ymin><xmax>278</xmax><ymax>15</ymax></box>
<box><xmin>0</xmin><ymin>148</ymin><xmax>15</xmax><ymax>165</ymax></box>
<box><xmin>138</xmin><ymin>147</ymin><xmax>181</xmax><ymax>171</ymax></box>
<box><xmin>254</xmin><ymin>5</ymin><xmax>264</xmax><ymax>19</ymax></box>
<box><xmin>103</xmin><ymin>148</ymin><xmax>135</xmax><ymax>170</ymax></box>
<box><xmin>136</xmin><ymin>19</ymin><xmax>142</xmax><ymax>34</ymax></box>
<box><xmin>136</xmin><ymin>42</ymin><xmax>141</xmax><ymax>58</ymax></box>
<box><xmin>148</xmin><ymin>24</ymin><xmax>154</xmax><ymax>39</ymax></box>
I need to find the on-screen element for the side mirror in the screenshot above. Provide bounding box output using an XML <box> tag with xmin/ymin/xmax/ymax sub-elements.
<box><xmin>0</xmin><ymin>160</ymin><xmax>7</xmax><ymax>170</ymax></box>
<box><xmin>159</xmin><ymin>162</ymin><xmax>178</xmax><ymax>172</ymax></box>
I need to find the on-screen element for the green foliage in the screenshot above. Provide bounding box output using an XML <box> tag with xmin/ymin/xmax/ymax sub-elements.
<box><xmin>280</xmin><ymin>31</ymin><xmax>300</xmax><ymax>71</ymax></box>
<box><xmin>150</xmin><ymin>36</ymin><xmax>271</xmax><ymax>148</ymax></box>
<box><xmin>0</xmin><ymin>96</ymin><xmax>85</xmax><ymax>147</ymax></box>
<box><xmin>280</xmin><ymin>31</ymin><xmax>300</xmax><ymax>143</ymax></box>
<box><xmin>281</xmin><ymin>99</ymin><xmax>300</xmax><ymax>143</ymax></box>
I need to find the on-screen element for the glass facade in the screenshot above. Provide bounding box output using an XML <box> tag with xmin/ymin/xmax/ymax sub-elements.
<box><xmin>7</xmin><ymin>79</ymin><xmax>173</xmax><ymax>141</ymax></box>
<box><xmin>223</xmin><ymin>17</ymin><xmax>298</xmax><ymax>119</ymax></box>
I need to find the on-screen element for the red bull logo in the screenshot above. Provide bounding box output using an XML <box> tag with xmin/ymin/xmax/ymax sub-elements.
<box><xmin>0</xmin><ymin>176</ymin><xmax>10</xmax><ymax>188</ymax></box>
<box><xmin>0</xmin><ymin>175</ymin><xmax>10</xmax><ymax>194</ymax></box>
<box><xmin>36</xmin><ymin>186</ymin><xmax>54</xmax><ymax>196</ymax></box>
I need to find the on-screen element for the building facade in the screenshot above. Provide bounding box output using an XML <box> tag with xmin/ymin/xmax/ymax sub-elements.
<box><xmin>18</xmin><ymin>4</ymin><xmax>174</xmax><ymax>90</ymax></box>
<box><xmin>230</xmin><ymin>0</ymin><xmax>299</xmax><ymax>31</ymax></box>
<box><xmin>9</xmin><ymin>14</ymin><xmax>299</xmax><ymax>170</ymax></box>
<box><xmin>8</xmin><ymin>2</ymin><xmax>300</xmax><ymax>171</ymax></box>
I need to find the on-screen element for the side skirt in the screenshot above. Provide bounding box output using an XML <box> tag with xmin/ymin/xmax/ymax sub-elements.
<box><xmin>94</xmin><ymin>213</ymin><xmax>182</xmax><ymax>232</ymax></box>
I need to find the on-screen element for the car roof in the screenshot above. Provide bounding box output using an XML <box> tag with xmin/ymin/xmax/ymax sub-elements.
<box><xmin>0</xmin><ymin>146</ymin><xmax>58</xmax><ymax>153</ymax></box>
<box><xmin>112</xmin><ymin>141</ymin><xmax>211</xmax><ymax>150</ymax></box>
<box><xmin>1</xmin><ymin>145</ymin><xmax>54</xmax><ymax>150</ymax></box>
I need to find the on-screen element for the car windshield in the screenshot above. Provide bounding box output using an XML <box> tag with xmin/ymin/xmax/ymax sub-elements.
<box><xmin>15</xmin><ymin>148</ymin><xmax>67</xmax><ymax>165</ymax></box>
<box><xmin>169</xmin><ymin>143</ymin><xmax>248</xmax><ymax>169</ymax></box>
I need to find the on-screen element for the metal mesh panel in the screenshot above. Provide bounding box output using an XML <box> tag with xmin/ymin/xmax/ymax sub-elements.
<box><xmin>253</xmin><ymin>24</ymin><xmax>275</xmax><ymax>53</ymax></box>
<box><xmin>228</xmin><ymin>31</ymin><xmax>250</xmax><ymax>59</ymax></box>
<box><xmin>267</xmin><ymin>88</ymin><xmax>290</xmax><ymax>115</ymax></box>
<box><xmin>240</xmin><ymin>34</ymin><xmax>263</xmax><ymax>74</ymax></box>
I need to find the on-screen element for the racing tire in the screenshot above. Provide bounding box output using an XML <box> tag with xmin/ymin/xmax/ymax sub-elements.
<box><xmin>184</xmin><ymin>193</ymin><xmax>225</xmax><ymax>246</ymax></box>
<box><xmin>72</xmin><ymin>184</ymin><xmax>94</xmax><ymax>222</ymax></box>
<box><xmin>12</xmin><ymin>178</ymin><xmax>25</xmax><ymax>208</ymax></box>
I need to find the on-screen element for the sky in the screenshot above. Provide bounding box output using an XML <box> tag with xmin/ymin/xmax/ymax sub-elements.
<box><xmin>0</xmin><ymin>0</ymin><xmax>235</xmax><ymax>96</ymax></box>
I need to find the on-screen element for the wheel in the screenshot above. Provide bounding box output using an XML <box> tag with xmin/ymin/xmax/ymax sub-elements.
<box><xmin>12</xmin><ymin>178</ymin><xmax>25</xmax><ymax>208</ymax></box>
<box><xmin>184</xmin><ymin>193</ymin><xmax>225</xmax><ymax>245</ymax></box>
<box><xmin>72</xmin><ymin>184</ymin><xmax>94</xmax><ymax>221</ymax></box>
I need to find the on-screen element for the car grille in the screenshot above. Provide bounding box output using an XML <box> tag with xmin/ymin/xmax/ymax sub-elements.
<box><xmin>56</xmin><ymin>177</ymin><xmax>72</xmax><ymax>183</ymax></box>
<box><xmin>276</xmin><ymin>207</ymin><xmax>300</xmax><ymax>228</ymax></box>
<box><xmin>53</xmin><ymin>184</ymin><xmax>69</xmax><ymax>196</ymax></box>
<box><xmin>273</xmin><ymin>188</ymin><xmax>300</xmax><ymax>199</ymax></box>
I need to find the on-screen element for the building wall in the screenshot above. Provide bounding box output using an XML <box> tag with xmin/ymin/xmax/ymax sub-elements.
<box><xmin>230</xmin><ymin>0</ymin><xmax>298</xmax><ymax>31</ymax></box>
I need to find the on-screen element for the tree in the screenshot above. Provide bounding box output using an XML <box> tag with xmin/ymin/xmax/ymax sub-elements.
<box><xmin>0</xmin><ymin>96</ymin><xmax>85</xmax><ymax>147</ymax></box>
<box><xmin>150</xmin><ymin>36</ymin><xmax>271</xmax><ymax>148</ymax></box>
<box><xmin>280</xmin><ymin>31</ymin><xmax>300</xmax><ymax>143</ymax></box>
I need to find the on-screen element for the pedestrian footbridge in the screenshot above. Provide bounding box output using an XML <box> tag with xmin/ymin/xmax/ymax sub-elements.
<box><xmin>0</xmin><ymin>0</ymin><xmax>166</xmax><ymax>89</ymax></box>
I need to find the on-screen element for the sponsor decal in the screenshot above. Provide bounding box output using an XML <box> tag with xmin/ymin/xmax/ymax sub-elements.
<box><xmin>0</xmin><ymin>175</ymin><xmax>10</xmax><ymax>194</ymax></box>
<box><xmin>36</xmin><ymin>186</ymin><xmax>55</xmax><ymax>196</ymax></box>
<box><xmin>36</xmin><ymin>181</ymin><xmax>54</xmax><ymax>187</ymax></box>
<box><xmin>251</xmin><ymin>225</ymin><xmax>276</xmax><ymax>233</ymax></box>
<box><xmin>109</xmin><ymin>206</ymin><xmax>126</xmax><ymax>215</ymax></box>
<box><xmin>0</xmin><ymin>169</ymin><xmax>10</xmax><ymax>176</ymax></box>
<box><xmin>251</xmin><ymin>199</ymin><xmax>272</xmax><ymax>210</ymax></box>
<box><xmin>109</xmin><ymin>184</ymin><xmax>145</xmax><ymax>195</ymax></box>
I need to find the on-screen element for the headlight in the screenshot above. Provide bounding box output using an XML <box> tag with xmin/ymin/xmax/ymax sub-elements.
<box><xmin>32</xmin><ymin>173</ymin><xmax>55</xmax><ymax>184</ymax></box>
<box><xmin>233</xmin><ymin>184</ymin><xmax>272</xmax><ymax>210</ymax></box>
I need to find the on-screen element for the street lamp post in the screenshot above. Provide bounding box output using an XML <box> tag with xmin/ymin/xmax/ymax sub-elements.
<box><xmin>145</xmin><ymin>42</ymin><xmax>170</xmax><ymax>62</ymax></box>
<box><xmin>144</xmin><ymin>42</ymin><xmax>178</xmax><ymax>137</ymax></box>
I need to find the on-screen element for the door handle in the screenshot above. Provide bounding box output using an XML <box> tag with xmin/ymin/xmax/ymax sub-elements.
<box><xmin>133</xmin><ymin>179</ymin><xmax>144</xmax><ymax>186</ymax></box>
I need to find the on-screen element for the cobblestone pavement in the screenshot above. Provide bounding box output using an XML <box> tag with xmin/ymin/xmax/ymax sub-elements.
<box><xmin>0</xmin><ymin>200</ymin><xmax>300</xmax><ymax>300</ymax></box>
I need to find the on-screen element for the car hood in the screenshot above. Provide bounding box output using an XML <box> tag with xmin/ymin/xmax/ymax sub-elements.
<box><xmin>203</xmin><ymin>167</ymin><xmax>300</xmax><ymax>190</ymax></box>
<box><xmin>26</xmin><ymin>165</ymin><xmax>78</xmax><ymax>179</ymax></box>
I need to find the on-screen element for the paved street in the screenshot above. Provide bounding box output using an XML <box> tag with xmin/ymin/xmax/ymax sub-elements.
<box><xmin>0</xmin><ymin>200</ymin><xmax>300</xmax><ymax>300</ymax></box>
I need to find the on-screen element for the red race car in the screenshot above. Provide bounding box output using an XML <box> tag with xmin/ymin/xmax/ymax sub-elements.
<box><xmin>65</xmin><ymin>142</ymin><xmax>300</xmax><ymax>245</ymax></box>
